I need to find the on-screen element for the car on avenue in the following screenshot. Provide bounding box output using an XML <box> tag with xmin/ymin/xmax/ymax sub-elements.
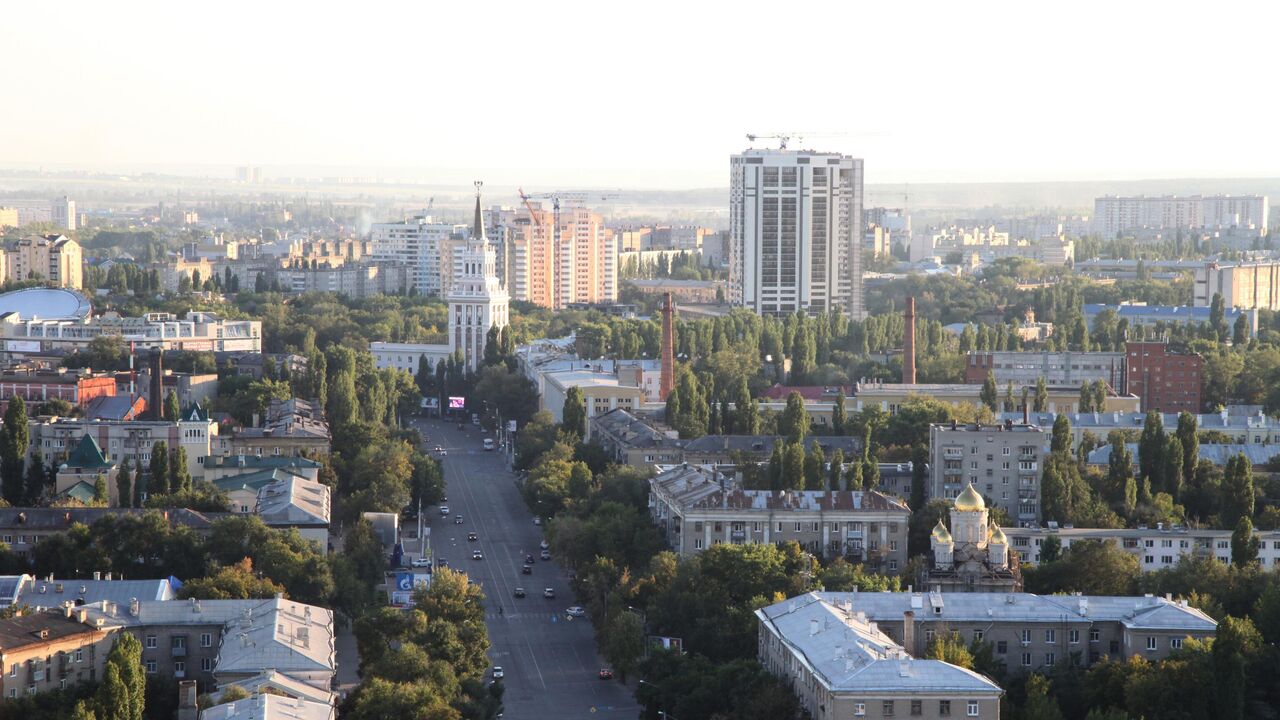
<box><xmin>492</xmin><ymin>667</ymin><xmax>504</xmax><ymax>680</ymax></box>
<box><xmin>598</xmin><ymin>669</ymin><xmax>613</xmax><ymax>680</ymax></box>
<box><xmin>566</xmin><ymin>606</ymin><xmax>586</xmax><ymax>617</ymax></box>
<box><xmin>540</xmin><ymin>550</ymin><xmax>551</xmax><ymax>561</ymax></box>
<box><xmin>521</xmin><ymin>564</ymin><xmax>532</xmax><ymax>575</ymax></box>
<box><xmin>411</xmin><ymin>558</ymin><xmax>431</xmax><ymax>568</ymax></box>
<box><xmin>468</xmin><ymin>532</ymin><xmax>478</xmax><ymax>541</ymax></box>
<box><xmin>543</xmin><ymin>588</ymin><xmax>555</xmax><ymax>598</ymax></box>
<box><xmin>472</xmin><ymin>550</ymin><xmax>483</xmax><ymax>560</ymax></box>
<box><xmin>513</xmin><ymin>588</ymin><xmax>526</xmax><ymax>598</ymax></box>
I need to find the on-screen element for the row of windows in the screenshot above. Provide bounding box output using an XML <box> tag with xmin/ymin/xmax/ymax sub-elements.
<box><xmin>854</xmin><ymin>700</ymin><xmax>979</xmax><ymax>717</ymax></box>
<box><xmin>144</xmin><ymin>633</ymin><xmax>212</xmax><ymax>648</ymax></box>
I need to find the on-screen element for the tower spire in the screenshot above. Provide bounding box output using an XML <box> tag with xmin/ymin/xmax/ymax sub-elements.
<box><xmin>472</xmin><ymin>180</ymin><xmax>485</xmax><ymax>241</ymax></box>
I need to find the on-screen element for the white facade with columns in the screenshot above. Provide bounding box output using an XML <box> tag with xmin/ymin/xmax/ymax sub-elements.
<box><xmin>448</xmin><ymin>183</ymin><xmax>510</xmax><ymax>372</ymax></box>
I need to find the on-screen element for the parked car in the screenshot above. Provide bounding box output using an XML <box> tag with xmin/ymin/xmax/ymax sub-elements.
<box><xmin>525</xmin><ymin>554</ymin><xmax>535</xmax><ymax>564</ymax></box>
<box><xmin>411</xmin><ymin>558</ymin><xmax>431</xmax><ymax>568</ymax></box>
<box><xmin>566</xmin><ymin>606</ymin><xmax>586</xmax><ymax>617</ymax></box>
<box><xmin>540</xmin><ymin>550</ymin><xmax>551</xmax><ymax>561</ymax></box>
<box><xmin>598</xmin><ymin>669</ymin><xmax>614</xmax><ymax>680</ymax></box>
<box><xmin>483</xmin><ymin>438</ymin><xmax>495</xmax><ymax>451</ymax></box>
<box><xmin>539</xmin><ymin>540</ymin><xmax>550</xmax><ymax>550</ymax></box>
<box><xmin>533</xmin><ymin>517</ymin><xmax>541</xmax><ymax>526</ymax></box>
<box><xmin>513</xmin><ymin>587</ymin><xmax>526</xmax><ymax>598</ymax></box>
<box><xmin>543</xmin><ymin>588</ymin><xmax>555</xmax><ymax>598</ymax></box>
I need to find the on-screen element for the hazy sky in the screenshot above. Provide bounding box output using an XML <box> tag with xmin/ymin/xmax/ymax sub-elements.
<box><xmin>4</xmin><ymin>0</ymin><xmax>1278</xmax><ymax>188</ymax></box>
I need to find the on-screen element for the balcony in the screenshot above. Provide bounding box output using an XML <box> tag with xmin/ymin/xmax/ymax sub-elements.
<box><xmin>171</xmin><ymin>646</ymin><xmax>186</xmax><ymax>658</ymax></box>
<box><xmin>943</xmin><ymin>467</ymin><xmax>964</xmax><ymax>476</ymax></box>
<box><xmin>943</xmin><ymin>448</ymin><xmax>963</xmax><ymax>458</ymax></box>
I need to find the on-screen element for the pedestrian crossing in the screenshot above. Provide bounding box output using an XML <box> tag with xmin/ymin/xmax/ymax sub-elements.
<box><xmin>484</xmin><ymin>611</ymin><xmax>580</xmax><ymax>622</ymax></box>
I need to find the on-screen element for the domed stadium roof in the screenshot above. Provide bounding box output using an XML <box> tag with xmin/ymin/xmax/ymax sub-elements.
<box><xmin>0</xmin><ymin>287</ymin><xmax>91</xmax><ymax>321</ymax></box>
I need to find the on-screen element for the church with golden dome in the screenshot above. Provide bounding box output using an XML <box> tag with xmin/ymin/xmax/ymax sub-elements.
<box><xmin>926</xmin><ymin>482</ymin><xmax>1022</xmax><ymax>592</ymax></box>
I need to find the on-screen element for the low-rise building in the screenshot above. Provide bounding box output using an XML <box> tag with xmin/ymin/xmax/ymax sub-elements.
<box><xmin>997</xmin><ymin>407</ymin><xmax>1280</xmax><ymax>449</ymax></box>
<box><xmin>542</xmin><ymin>369</ymin><xmax>645</xmax><ymax>440</ymax></box>
<box><xmin>649</xmin><ymin>464</ymin><xmax>910</xmax><ymax>571</ymax></box>
<box><xmin>253</xmin><ymin>476</ymin><xmax>331</xmax><ymax>550</ymax></box>
<box><xmin>0</xmin><ymin>608</ymin><xmax>114</xmax><ymax>699</ymax></box>
<box><xmin>200</xmin><ymin>693</ymin><xmax>335</xmax><ymax>720</ymax></box>
<box><xmin>1005</xmin><ymin>525</ymin><xmax>1280</xmax><ymax>570</ymax></box>
<box><xmin>1</xmin><ymin>573</ymin><xmax>175</xmax><ymax>610</ymax></box>
<box><xmin>589</xmin><ymin>408</ymin><xmax>684</xmax><ymax>466</ymax></box>
<box><xmin>769</xmin><ymin>588</ymin><xmax>1215</xmax><ymax>678</ymax></box>
<box><xmin>0</xmin><ymin>311</ymin><xmax>261</xmax><ymax>355</ymax></box>
<box><xmin>930</xmin><ymin>422</ymin><xmax>1048</xmax><ymax>525</ymax></box>
<box><xmin>229</xmin><ymin>399</ymin><xmax>329</xmax><ymax>458</ymax></box>
<box><xmin>963</xmin><ymin>350</ymin><xmax>1125</xmax><ymax>388</ymax></box>
<box><xmin>29</xmin><ymin>408</ymin><xmax>220</xmax><ymax>480</ymax></box>
<box><xmin>1083</xmin><ymin>303</ymin><xmax>1258</xmax><ymax>339</ymax></box>
<box><xmin>0</xmin><ymin>508</ymin><xmax>216</xmax><ymax>560</ymax></box>
<box><xmin>854</xmin><ymin>381</ymin><xmax>1139</xmax><ymax>416</ymax></box>
<box><xmin>680</xmin><ymin>435</ymin><xmax>864</xmax><ymax>467</ymax></box>
<box><xmin>1085</xmin><ymin>442</ymin><xmax>1280</xmax><ymax>471</ymax></box>
<box><xmin>79</xmin><ymin>596</ymin><xmax>335</xmax><ymax>694</ymax></box>
<box><xmin>757</xmin><ymin>593</ymin><xmax>1004</xmax><ymax>720</ymax></box>
<box><xmin>624</xmin><ymin>278</ymin><xmax>719</xmax><ymax>304</ymax></box>
<box><xmin>0</xmin><ymin>368</ymin><xmax>116</xmax><ymax>410</ymax></box>
<box><xmin>202</xmin><ymin>456</ymin><xmax>322</xmax><ymax>484</ymax></box>
<box><xmin>1124</xmin><ymin>342</ymin><xmax>1203</xmax><ymax>414</ymax></box>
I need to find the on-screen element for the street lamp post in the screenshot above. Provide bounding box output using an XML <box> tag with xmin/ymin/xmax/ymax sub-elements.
<box><xmin>637</xmin><ymin>679</ymin><xmax>675</xmax><ymax>720</ymax></box>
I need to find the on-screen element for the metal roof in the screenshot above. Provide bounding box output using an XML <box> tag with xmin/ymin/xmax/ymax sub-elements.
<box><xmin>757</xmin><ymin>593</ymin><xmax>1002</xmax><ymax>695</ymax></box>
<box><xmin>0</xmin><ymin>287</ymin><xmax>91</xmax><ymax>321</ymax></box>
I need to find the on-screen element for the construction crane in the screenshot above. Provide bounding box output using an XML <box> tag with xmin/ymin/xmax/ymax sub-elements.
<box><xmin>516</xmin><ymin>189</ymin><xmax>620</xmax><ymax>305</ymax></box>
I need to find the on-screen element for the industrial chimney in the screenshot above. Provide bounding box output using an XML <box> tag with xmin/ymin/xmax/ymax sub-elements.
<box><xmin>149</xmin><ymin>349</ymin><xmax>164</xmax><ymax>420</ymax></box>
<box><xmin>902</xmin><ymin>296</ymin><xmax>917</xmax><ymax>384</ymax></box>
<box><xmin>660</xmin><ymin>292</ymin><xmax>675</xmax><ymax>400</ymax></box>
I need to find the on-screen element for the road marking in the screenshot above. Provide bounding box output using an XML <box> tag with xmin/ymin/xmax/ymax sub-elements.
<box><xmin>523</xmin><ymin>635</ymin><xmax>548</xmax><ymax>690</ymax></box>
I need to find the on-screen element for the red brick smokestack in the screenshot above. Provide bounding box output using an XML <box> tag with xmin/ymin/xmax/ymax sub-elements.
<box><xmin>903</xmin><ymin>296</ymin><xmax>917</xmax><ymax>384</ymax></box>
<box><xmin>660</xmin><ymin>292</ymin><xmax>675</xmax><ymax>400</ymax></box>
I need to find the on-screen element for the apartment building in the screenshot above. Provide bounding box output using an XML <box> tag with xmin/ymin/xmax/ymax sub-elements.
<box><xmin>0</xmin><ymin>609</ymin><xmax>113</xmax><ymax>699</ymax></box>
<box><xmin>201</xmin><ymin>694</ymin><xmax>334</xmax><ymax>720</ymax></box>
<box><xmin>782</xmin><ymin>589</ymin><xmax>1215</xmax><ymax>676</ymax></box>
<box><xmin>625</xmin><ymin>278</ymin><xmax>719</xmax><ymax>304</ymax></box>
<box><xmin>757</xmin><ymin>593</ymin><xmax>1002</xmax><ymax>720</ymax></box>
<box><xmin>272</xmin><ymin>262</ymin><xmax>408</xmax><ymax>298</ymax></box>
<box><xmin>730</xmin><ymin>147</ymin><xmax>864</xmax><ymax>318</ymax></box>
<box><xmin>590</xmin><ymin>408</ymin><xmax>684</xmax><ymax>466</ymax></box>
<box><xmin>1194</xmin><ymin>260</ymin><xmax>1280</xmax><ymax>311</ymax></box>
<box><xmin>252</xmin><ymin>476</ymin><xmax>331</xmax><ymax>549</ymax></box>
<box><xmin>930</xmin><ymin>422</ymin><xmax>1048</xmax><ymax>525</ymax></box>
<box><xmin>29</xmin><ymin>411</ymin><xmax>220</xmax><ymax>480</ymax></box>
<box><xmin>368</xmin><ymin>213</ymin><xmax>463</xmax><ymax>296</ymax></box>
<box><xmin>1005</xmin><ymin>525</ymin><xmax>1280</xmax><ymax>570</ymax></box>
<box><xmin>1094</xmin><ymin>194</ymin><xmax>1269</xmax><ymax>237</ymax></box>
<box><xmin>77</xmin><ymin>596</ymin><xmax>335</xmax><ymax>694</ymax></box>
<box><xmin>3</xmin><ymin>235</ymin><xmax>82</xmax><ymax>289</ymax></box>
<box><xmin>649</xmin><ymin>464</ymin><xmax>910</xmax><ymax>570</ymax></box>
<box><xmin>507</xmin><ymin>202</ymin><xmax>618</xmax><ymax>309</ymax></box>
<box><xmin>202</xmin><ymin>455</ymin><xmax>322</xmax><ymax>484</ymax></box>
<box><xmin>0</xmin><ymin>509</ymin><xmax>215</xmax><ymax>561</ymax></box>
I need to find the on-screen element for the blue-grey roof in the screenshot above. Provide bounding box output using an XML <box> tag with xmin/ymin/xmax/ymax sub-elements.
<box><xmin>997</xmin><ymin>409</ymin><xmax>1280</xmax><ymax>434</ymax></box>
<box><xmin>787</xmin><ymin>591</ymin><xmax>1217</xmax><ymax>632</ymax></box>
<box><xmin>0</xmin><ymin>287</ymin><xmax>92</xmax><ymax>321</ymax></box>
<box><xmin>8</xmin><ymin>575</ymin><xmax>174</xmax><ymax>609</ymax></box>
<box><xmin>1087</xmin><ymin>442</ymin><xmax>1280</xmax><ymax>467</ymax></box>
<box><xmin>1082</xmin><ymin>303</ymin><xmax>1250</xmax><ymax>323</ymax></box>
<box><xmin>757</xmin><ymin>593</ymin><xmax>1003</xmax><ymax>694</ymax></box>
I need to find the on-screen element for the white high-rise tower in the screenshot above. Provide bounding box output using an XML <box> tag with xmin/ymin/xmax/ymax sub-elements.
<box><xmin>729</xmin><ymin>147</ymin><xmax>864</xmax><ymax>318</ymax></box>
<box><xmin>448</xmin><ymin>182</ymin><xmax>510</xmax><ymax>371</ymax></box>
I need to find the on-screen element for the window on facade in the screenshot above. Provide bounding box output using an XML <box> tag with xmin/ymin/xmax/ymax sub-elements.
<box><xmin>996</xmin><ymin>641</ymin><xmax>1007</xmax><ymax>654</ymax></box>
<box><xmin>973</xmin><ymin>630</ymin><xmax>984</xmax><ymax>641</ymax></box>
<box><xmin>201</xmin><ymin>658</ymin><xmax>212</xmax><ymax>672</ymax></box>
<box><xmin>1170</xmin><ymin>637</ymin><xmax>1182</xmax><ymax>650</ymax></box>
<box><xmin>174</xmin><ymin>661</ymin><xmax>185</xmax><ymax>675</ymax></box>
<box><xmin>911</xmin><ymin>700</ymin><xmax>922</xmax><ymax>716</ymax></box>
<box><xmin>1020</xmin><ymin>629</ymin><xmax>1031</xmax><ymax>644</ymax></box>
<box><xmin>145</xmin><ymin>661</ymin><xmax>157</xmax><ymax>674</ymax></box>
<box><xmin>883</xmin><ymin>701</ymin><xmax>895</xmax><ymax>716</ymax></box>
<box><xmin>939</xmin><ymin>700</ymin><xmax>951</xmax><ymax>716</ymax></box>
<box><xmin>1046</xmin><ymin>652</ymin><xmax>1055</xmax><ymax>666</ymax></box>
<box><xmin>694</xmin><ymin>539</ymin><xmax>703</xmax><ymax>549</ymax></box>
<box><xmin>854</xmin><ymin>703</ymin><xmax>866</xmax><ymax>717</ymax></box>
<box><xmin>1146</xmin><ymin>637</ymin><xmax>1157</xmax><ymax>651</ymax></box>
<box><xmin>1069</xmin><ymin>630</ymin><xmax>1079</xmax><ymax>644</ymax></box>
<box><xmin>1045</xmin><ymin>629</ymin><xmax>1056</xmax><ymax>644</ymax></box>
<box><xmin>74</xmin><ymin>650</ymin><xmax>83</xmax><ymax>663</ymax></box>
<box><xmin>145</xmin><ymin>636</ymin><xmax>157</xmax><ymax>649</ymax></box>
<box><xmin>967</xmin><ymin>701</ymin><xmax>980</xmax><ymax>717</ymax></box>
<box><xmin>1022</xmin><ymin>653</ymin><xmax>1032</xmax><ymax>667</ymax></box>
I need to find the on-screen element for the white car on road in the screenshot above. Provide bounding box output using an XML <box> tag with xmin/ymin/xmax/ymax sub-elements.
<box><xmin>492</xmin><ymin>666</ymin><xmax>504</xmax><ymax>680</ymax></box>
<box><xmin>566</xmin><ymin>606</ymin><xmax>586</xmax><ymax>617</ymax></box>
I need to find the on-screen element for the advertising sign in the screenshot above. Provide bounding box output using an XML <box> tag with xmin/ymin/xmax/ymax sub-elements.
<box><xmin>396</xmin><ymin>572</ymin><xmax>414</xmax><ymax>592</ymax></box>
<box><xmin>507</xmin><ymin>420</ymin><xmax>518</xmax><ymax>432</ymax></box>
<box><xmin>4</xmin><ymin>340</ymin><xmax>40</xmax><ymax>353</ymax></box>
<box><xmin>448</xmin><ymin>396</ymin><xmax>466</xmax><ymax>409</ymax></box>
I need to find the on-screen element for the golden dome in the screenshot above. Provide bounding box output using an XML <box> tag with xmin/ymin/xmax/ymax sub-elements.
<box><xmin>931</xmin><ymin>520</ymin><xmax>952</xmax><ymax>544</ymax></box>
<box><xmin>989</xmin><ymin>524</ymin><xmax>1008</xmax><ymax>545</ymax></box>
<box><xmin>954</xmin><ymin>483</ymin><xmax>986</xmax><ymax>512</ymax></box>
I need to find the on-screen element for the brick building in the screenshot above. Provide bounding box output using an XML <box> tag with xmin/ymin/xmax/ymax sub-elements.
<box><xmin>1124</xmin><ymin>342</ymin><xmax>1203</xmax><ymax>414</ymax></box>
